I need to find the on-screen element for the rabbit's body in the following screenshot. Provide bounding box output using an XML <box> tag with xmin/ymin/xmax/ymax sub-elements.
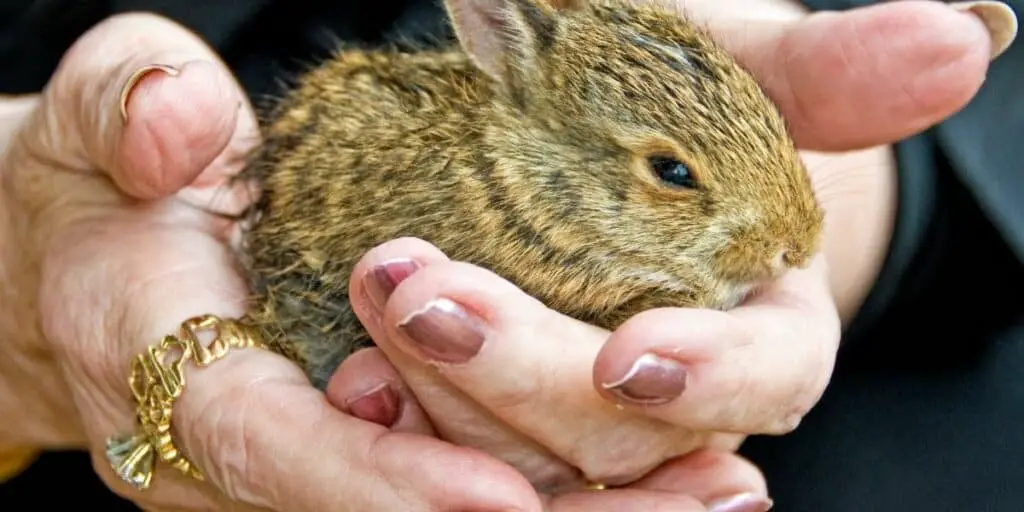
<box><xmin>241</xmin><ymin>0</ymin><xmax>824</xmax><ymax>388</ymax></box>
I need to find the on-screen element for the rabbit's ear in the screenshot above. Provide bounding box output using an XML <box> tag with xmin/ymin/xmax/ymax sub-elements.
<box><xmin>444</xmin><ymin>0</ymin><xmax>568</xmax><ymax>84</ymax></box>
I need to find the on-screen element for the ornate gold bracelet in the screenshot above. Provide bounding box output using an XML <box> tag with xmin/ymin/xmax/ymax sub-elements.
<box><xmin>104</xmin><ymin>314</ymin><xmax>265</xmax><ymax>491</ymax></box>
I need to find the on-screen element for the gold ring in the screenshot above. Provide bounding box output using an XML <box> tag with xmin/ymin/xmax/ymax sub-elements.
<box><xmin>586</xmin><ymin>481</ymin><xmax>607</xmax><ymax>491</ymax></box>
<box><xmin>118</xmin><ymin>64</ymin><xmax>180</xmax><ymax>123</ymax></box>
<box><xmin>104</xmin><ymin>314</ymin><xmax>266</xmax><ymax>491</ymax></box>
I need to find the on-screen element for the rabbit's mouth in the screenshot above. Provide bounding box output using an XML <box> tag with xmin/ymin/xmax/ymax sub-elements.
<box><xmin>713</xmin><ymin>279</ymin><xmax>761</xmax><ymax>311</ymax></box>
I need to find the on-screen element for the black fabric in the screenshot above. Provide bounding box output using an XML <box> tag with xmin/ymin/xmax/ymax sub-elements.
<box><xmin>736</xmin><ymin>2</ymin><xmax>1024</xmax><ymax>510</ymax></box>
<box><xmin>803</xmin><ymin>0</ymin><xmax>1024</xmax><ymax>353</ymax></box>
<box><xmin>1</xmin><ymin>0</ymin><xmax>1022</xmax><ymax>510</ymax></box>
<box><xmin>740</xmin><ymin>136</ymin><xmax>1024</xmax><ymax>511</ymax></box>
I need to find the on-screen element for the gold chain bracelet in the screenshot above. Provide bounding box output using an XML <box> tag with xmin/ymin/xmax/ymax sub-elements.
<box><xmin>104</xmin><ymin>314</ymin><xmax>265</xmax><ymax>491</ymax></box>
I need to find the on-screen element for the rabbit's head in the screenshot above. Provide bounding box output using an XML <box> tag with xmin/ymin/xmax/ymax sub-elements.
<box><xmin>447</xmin><ymin>0</ymin><xmax>824</xmax><ymax>307</ymax></box>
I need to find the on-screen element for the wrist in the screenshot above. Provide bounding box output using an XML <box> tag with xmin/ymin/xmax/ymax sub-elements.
<box><xmin>0</xmin><ymin>146</ymin><xmax>36</xmax><ymax>349</ymax></box>
<box><xmin>0</xmin><ymin>152</ymin><xmax>37</xmax><ymax>447</ymax></box>
<box><xmin>0</xmin><ymin>126</ymin><xmax>82</xmax><ymax>451</ymax></box>
<box><xmin>0</xmin><ymin>195</ymin><xmax>39</xmax><ymax>478</ymax></box>
<box><xmin>1</xmin><ymin>97</ymin><xmax>42</xmax><ymax>349</ymax></box>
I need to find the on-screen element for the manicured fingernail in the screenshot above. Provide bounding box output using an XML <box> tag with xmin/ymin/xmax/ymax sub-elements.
<box><xmin>708</xmin><ymin>492</ymin><xmax>774</xmax><ymax>512</ymax></box>
<box><xmin>950</xmin><ymin>1</ymin><xmax>1019</xmax><ymax>59</ymax></box>
<box><xmin>119</xmin><ymin>64</ymin><xmax>180</xmax><ymax>124</ymax></box>
<box><xmin>363</xmin><ymin>258</ymin><xmax>421</xmax><ymax>310</ymax></box>
<box><xmin>397</xmin><ymin>298</ymin><xmax>486</xmax><ymax>363</ymax></box>
<box><xmin>344</xmin><ymin>383</ymin><xmax>400</xmax><ymax>428</ymax></box>
<box><xmin>601</xmin><ymin>353</ymin><xmax>687</xmax><ymax>404</ymax></box>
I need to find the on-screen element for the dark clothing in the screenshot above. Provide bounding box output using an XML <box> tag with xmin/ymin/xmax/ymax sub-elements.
<box><xmin>1</xmin><ymin>0</ymin><xmax>1022</xmax><ymax>510</ymax></box>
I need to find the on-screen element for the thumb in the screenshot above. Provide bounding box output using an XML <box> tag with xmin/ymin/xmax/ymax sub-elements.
<box><xmin>685</xmin><ymin>0</ymin><xmax>1015</xmax><ymax>151</ymax></box>
<box><xmin>21</xmin><ymin>12</ymin><xmax>256</xmax><ymax>206</ymax></box>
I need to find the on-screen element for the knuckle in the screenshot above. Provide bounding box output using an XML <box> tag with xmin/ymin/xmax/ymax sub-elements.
<box><xmin>776</xmin><ymin>328</ymin><xmax>838</xmax><ymax>434</ymax></box>
<box><xmin>764</xmin><ymin>410</ymin><xmax>804</xmax><ymax>435</ymax></box>
<box><xmin>761</xmin><ymin>368</ymin><xmax>824</xmax><ymax>435</ymax></box>
<box><xmin>761</xmin><ymin>383</ymin><xmax>813</xmax><ymax>435</ymax></box>
<box><xmin>480</xmin><ymin>372</ymin><xmax>541</xmax><ymax>413</ymax></box>
<box><xmin>579</xmin><ymin>462</ymin><xmax>645</xmax><ymax>486</ymax></box>
<box><xmin>575</xmin><ymin>453</ymin><xmax>645</xmax><ymax>486</ymax></box>
<box><xmin>759</xmin><ymin>312</ymin><xmax>839</xmax><ymax>436</ymax></box>
<box><xmin>572</xmin><ymin>427</ymin><xmax>696</xmax><ymax>486</ymax></box>
<box><xmin>471</xmin><ymin>325</ymin><xmax>554</xmax><ymax>415</ymax></box>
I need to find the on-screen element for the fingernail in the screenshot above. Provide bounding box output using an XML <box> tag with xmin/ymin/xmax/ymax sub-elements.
<box><xmin>344</xmin><ymin>383</ymin><xmax>400</xmax><ymax>428</ymax></box>
<box><xmin>708</xmin><ymin>492</ymin><xmax>774</xmax><ymax>512</ymax></box>
<box><xmin>363</xmin><ymin>258</ymin><xmax>421</xmax><ymax>310</ymax></box>
<box><xmin>119</xmin><ymin>64</ymin><xmax>180</xmax><ymax>124</ymax></box>
<box><xmin>950</xmin><ymin>1</ymin><xmax>1019</xmax><ymax>60</ymax></box>
<box><xmin>601</xmin><ymin>353</ymin><xmax>688</xmax><ymax>405</ymax></box>
<box><xmin>397</xmin><ymin>298</ymin><xmax>487</xmax><ymax>363</ymax></box>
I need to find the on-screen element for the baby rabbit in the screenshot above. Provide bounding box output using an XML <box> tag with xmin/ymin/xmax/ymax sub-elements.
<box><xmin>239</xmin><ymin>0</ymin><xmax>825</xmax><ymax>388</ymax></box>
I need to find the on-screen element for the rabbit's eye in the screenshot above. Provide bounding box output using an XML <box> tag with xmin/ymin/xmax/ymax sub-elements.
<box><xmin>649</xmin><ymin>156</ymin><xmax>697</xmax><ymax>188</ymax></box>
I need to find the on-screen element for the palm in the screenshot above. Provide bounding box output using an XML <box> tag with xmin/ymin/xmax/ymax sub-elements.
<box><xmin>39</xmin><ymin>170</ymin><xmax>252</xmax><ymax>402</ymax></box>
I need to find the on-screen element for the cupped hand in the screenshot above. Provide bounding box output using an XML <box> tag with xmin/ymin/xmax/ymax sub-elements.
<box><xmin>0</xmin><ymin>10</ymin><xmax>784</xmax><ymax>511</ymax></box>
<box><xmin>324</xmin><ymin>0</ymin><xmax>1016</xmax><ymax>492</ymax></box>
<box><xmin>0</xmin><ymin>12</ymin><xmax>527</xmax><ymax>512</ymax></box>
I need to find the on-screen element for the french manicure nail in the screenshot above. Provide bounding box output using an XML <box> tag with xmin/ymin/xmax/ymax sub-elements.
<box><xmin>708</xmin><ymin>492</ymin><xmax>774</xmax><ymax>512</ymax></box>
<box><xmin>397</xmin><ymin>298</ymin><xmax>486</xmax><ymax>363</ymax></box>
<box><xmin>344</xmin><ymin>383</ymin><xmax>400</xmax><ymax>428</ymax></box>
<box><xmin>950</xmin><ymin>1</ymin><xmax>1019</xmax><ymax>60</ymax></box>
<box><xmin>119</xmin><ymin>64</ymin><xmax>181</xmax><ymax>124</ymax></box>
<box><xmin>363</xmin><ymin>258</ymin><xmax>421</xmax><ymax>310</ymax></box>
<box><xmin>601</xmin><ymin>353</ymin><xmax>688</xmax><ymax>405</ymax></box>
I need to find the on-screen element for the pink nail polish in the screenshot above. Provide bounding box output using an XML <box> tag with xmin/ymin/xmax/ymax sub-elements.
<box><xmin>397</xmin><ymin>298</ymin><xmax>487</xmax><ymax>364</ymax></box>
<box><xmin>344</xmin><ymin>383</ymin><xmax>400</xmax><ymax>428</ymax></box>
<box><xmin>363</xmin><ymin>258</ymin><xmax>421</xmax><ymax>310</ymax></box>
<box><xmin>601</xmin><ymin>353</ymin><xmax>688</xmax><ymax>405</ymax></box>
<box><xmin>708</xmin><ymin>492</ymin><xmax>774</xmax><ymax>512</ymax></box>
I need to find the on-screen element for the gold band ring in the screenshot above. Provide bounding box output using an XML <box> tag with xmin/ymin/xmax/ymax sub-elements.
<box><xmin>118</xmin><ymin>64</ymin><xmax>180</xmax><ymax>124</ymax></box>
<box><xmin>104</xmin><ymin>314</ymin><xmax>266</xmax><ymax>491</ymax></box>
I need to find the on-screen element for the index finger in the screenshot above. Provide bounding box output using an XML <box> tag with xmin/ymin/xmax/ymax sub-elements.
<box><xmin>34</xmin><ymin>12</ymin><xmax>259</xmax><ymax>213</ymax></box>
<box><xmin>592</xmin><ymin>257</ymin><xmax>840</xmax><ymax>435</ymax></box>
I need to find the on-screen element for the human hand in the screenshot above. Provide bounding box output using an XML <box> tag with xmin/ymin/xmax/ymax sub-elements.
<box><xmin>0</xmin><ymin>10</ymin><xmax>792</xmax><ymax>511</ymax></box>
<box><xmin>322</xmin><ymin>0</ymin><xmax>1016</xmax><ymax>493</ymax></box>
<box><xmin>0</xmin><ymin>12</ymin><xmax>561</xmax><ymax>512</ymax></box>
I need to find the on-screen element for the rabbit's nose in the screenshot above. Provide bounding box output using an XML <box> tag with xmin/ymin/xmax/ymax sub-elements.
<box><xmin>779</xmin><ymin>246</ymin><xmax>812</xmax><ymax>270</ymax></box>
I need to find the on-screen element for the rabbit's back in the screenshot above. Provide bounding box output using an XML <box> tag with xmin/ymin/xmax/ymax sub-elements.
<box><xmin>241</xmin><ymin>46</ymin><xmax>641</xmax><ymax>387</ymax></box>
<box><xmin>242</xmin><ymin>48</ymin><xmax>495</xmax><ymax>384</ymax></box>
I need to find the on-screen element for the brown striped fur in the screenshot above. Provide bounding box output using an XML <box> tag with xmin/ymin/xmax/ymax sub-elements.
<box><xmin>238</xmin><ymin>0</ymin><xmax>824</xmax><ymax>388</ymax></box>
